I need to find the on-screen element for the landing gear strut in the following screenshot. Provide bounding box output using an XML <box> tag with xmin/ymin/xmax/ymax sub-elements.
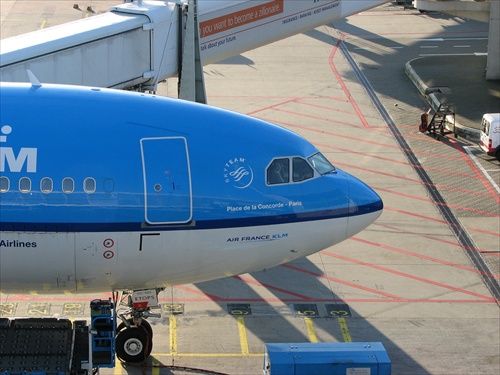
<box><xmin>114</xmin><ymin>289</ymin><xmax>163</xmax><ymax>363</ymax></box>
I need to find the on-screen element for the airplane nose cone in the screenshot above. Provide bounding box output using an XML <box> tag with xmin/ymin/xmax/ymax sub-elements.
<box><xmin>346</xmin><ymin>173</ymin><xmax>383</xmax><ymax>238</ymax></box>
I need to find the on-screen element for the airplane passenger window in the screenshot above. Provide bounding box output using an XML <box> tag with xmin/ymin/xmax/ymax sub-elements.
<box><xmin>0</xmin><ymin>177</ymin><xmax>9</xmax><ymax>193</ymax></box>
<box><xmin>267</xmin><ymin>158</ymin><xmax>289</xmax><ymax>185</ymax></box>
<box><xmin>19</xmin><ymin>177</ymin><xmax>31</xmax><ymax>193</ymax></box>
<box><xmin>84</xmin><ymin>178</ymin><xmax>96</xmax><ymax>194</ymax></box>
<box><xmin>41</xmin><ymin>178</ymin><xmax>53</xmax><ymax>193</ymax></box>
<box><xmin>62</xmin><ymin>178</ymin><xmax>74</xmax><ymax>194</ymax></box>
<box><xmin>293</xmin><ymin>157</ymin><xmax>314</xmax><ymax>182</ymax></box>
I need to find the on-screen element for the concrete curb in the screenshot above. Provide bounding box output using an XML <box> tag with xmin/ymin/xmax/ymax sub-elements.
<box><xmin>405</xmin><ymin>58</ymin><xmax>481</xmax><ymax>141</ymax></box>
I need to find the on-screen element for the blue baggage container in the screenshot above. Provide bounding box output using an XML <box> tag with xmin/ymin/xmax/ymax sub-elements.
<box><xmin>264</xmin><ymin>342</ymin><xmax>391</xmax><ymax>375</ymax></box>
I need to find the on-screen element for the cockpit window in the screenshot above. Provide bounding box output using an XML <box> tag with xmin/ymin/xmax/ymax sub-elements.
<box><xmin>293</xmin><ymin>157</ymin><xmax>314</xmax><ymax>182</ymax></box>
<box><xmin>267</xmin><ymin>158</ymin><xmax>289</xmax><ymax>185</ymax></box>
<box><xmin>308</xmin><ymin>152</ymin><xmax>336</xmax><ymax>175</ymax></box>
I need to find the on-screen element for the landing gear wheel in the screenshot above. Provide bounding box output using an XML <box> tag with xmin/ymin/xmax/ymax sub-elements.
<box><xmin>117</xmin><ymin>318</ymin><xmax>153</xmax><ymax>337</ymax></box>
<box><xmin>116</xmin><ymin>326</ymin><xmax>151</xmax><ymax>363</ymax></box>
<box><xmin>117</xmin><ymin>318</ymin><xmax>153</xmax><ymax>350</ymax></box>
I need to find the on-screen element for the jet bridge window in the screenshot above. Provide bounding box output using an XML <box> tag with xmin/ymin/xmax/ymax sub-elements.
<box><xmin>0</xmin><ymin>177</ymin><xmax>9</xmax><ymax>192</ymax></box>
<box><xmin>267</xmin><ymin>158</ymin><xmax>290</xmax><ymax>185</ymax></box>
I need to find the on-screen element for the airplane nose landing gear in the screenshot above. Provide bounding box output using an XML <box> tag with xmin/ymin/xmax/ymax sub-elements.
<box><xmin>115</xmin><ymin>289</ymin><xmax>162</xmax><ymax>363</ymax></box>
<box><xmin>116</xmin><ymin>324</ymin><xmax>150</xmax><ymax>363</ymax></box>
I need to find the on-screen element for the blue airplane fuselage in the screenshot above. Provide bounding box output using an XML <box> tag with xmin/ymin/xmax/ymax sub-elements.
<box><xmin>0</xmin><ymin>83</ymin><xmax>382</xmax><ymax>293</ymax></box>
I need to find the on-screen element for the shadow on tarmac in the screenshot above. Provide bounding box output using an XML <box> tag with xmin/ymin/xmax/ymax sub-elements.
<box><xmin>327</xmin><ymin>8</ymin><xmax>499</xmax><ymax>129</ymax></box>
<box><xmin>195</xmin><ymin>256</ymin><xmax>431</xmax><ymax>374</ymax></box>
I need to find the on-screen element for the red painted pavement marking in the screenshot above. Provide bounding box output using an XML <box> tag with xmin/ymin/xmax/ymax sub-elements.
<box><xmin>246</xmin><ymin>96</ymin><xmax>350</xmax><ymax>117</ymax></box>
<box><xmin>374</xmin><ymin>222</ymin><xmax>495</xmax><ymax>256</ymax></box>
<box><xmin>351</xmin><ymin>237</ymin><xmax>499</xmax><ymax>279</ymax></box>
<box><xmin>385</xmin><ymin>207</ymin><xmax>500</xmax><ymax>237</ymax></box>
<box><xmin>329</xmin><ymin>34</ymin><xmax>370</xmax><ymax>128</ymax></box>
<box><xmin>263</xmin><ymin>116</ymin><xmax>465</xmax><ymax>162</ymax></box>
<box><xmin>175</xmin><ymin>285</ymin><xmax>224</xmax><ymax>301</ymax></box>
<box><xmin>280</xmin><ymin>264</ymin><xmax>402</xmax><ymax>300</ymax></box>
<box><xmin>449</xmin><ymin>138</ymin><xmax>500</xmax><ymax>204</ymax></box>
<box><xmin>375</xmin><ymin>186</ymin><xmax>498</xmax><ymax>217</ymax></box>
<box><xmin>272</xmin><ymin>106</ymin><xmax>363</xmax><ymax>128</ymax></box>
<box><xmin>2</xmin><ymin>294</ymin><xmax>493</xmax><ymax>304</ymax></box>
<box><xmin>296</xmin><ymin>98</ymin><xmax>358</xmax><ymax>116</ymax></box>
<box><xmin>246</xmin><ymin>97</ymin><xmax>302</xmax><ymax>116</ymax></box>
<box><xmin>315</xmin><ymin>142</ymin><xmax>476</xmax><ymax>179</ymax></box>
<box><xmin>339</xmin><ymin>161</ymin><xmax>495</xmax><ymax>199</ymax></box>
<box><xmin>320</xmin><ymin>251</ymin><xmax>497</xmax><ymax>302</ymax></box>
<box><xmin>232</xmin><ymin>275</ymin><xmax>313</xmax><ymax>300</ymax></box>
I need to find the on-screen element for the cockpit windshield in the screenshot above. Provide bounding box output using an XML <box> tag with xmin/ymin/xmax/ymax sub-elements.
<box><xmin>308</xmin><ymin>152</ymin><xmax>336</xmax><ymax>175</ymax></box>
<box><xmin>266</xmin><ymin>153</ymin><xmax>335</xmax><ymax>186</ymax></box>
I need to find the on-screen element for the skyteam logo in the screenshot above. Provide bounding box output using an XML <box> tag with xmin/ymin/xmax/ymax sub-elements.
<box><xmin>223</xmin><ymin>157</ymin><xmax>253</xmax><ymax>189</ymax></box>
<box><xmin>0</xmin><ymin>125</ymin><xmax>38</xmax><ymax>173</ymax></box>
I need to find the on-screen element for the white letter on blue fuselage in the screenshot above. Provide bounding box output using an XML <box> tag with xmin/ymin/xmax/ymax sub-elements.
<box><xmin>0</xmin><ymin>147</ymin><xmax>37</xmax><ymax>172</ymax></box>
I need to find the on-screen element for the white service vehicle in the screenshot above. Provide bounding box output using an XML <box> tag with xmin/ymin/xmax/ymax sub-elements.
<box><xmin>479</xmin><ymin>113</ymin><xmax>500</xmax><ymax>161</ymax></box>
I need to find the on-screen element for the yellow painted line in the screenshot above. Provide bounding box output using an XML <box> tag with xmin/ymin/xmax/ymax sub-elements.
<box><xmin>237</xmin><ymin>316</ymin><xmax>249</xmax><ymax>354</ymax></box>
<box><xmin>154</xmin><ymin>353</ymin><xmax>263</xmax><ymax>358</ymax></box>
<box><xmin>304</xmin><ymin>317</ymin><xmax>318</xmax><ymax>343</ymax></box>
<box><xmin>152</xmin><ymin>357</ymin><xmax>160</xmax><ymax>375</ymax></box>
<box><xmin>338</xmin><ymin>317</ymin><xmax>352</xmax><ymax>342</ymax></box>
<box><xmin>114</xmin><ymin>358</ymin><xmax>122</xmax><ymax>375</ymax></box>
<box><xmin>169</xmin><ymin>316</ymin><xmax>177</xmax><ymax>354</ymax></box>
<box><xmin>40</xmin><ymin>20</ymin><xmax>47</xmax><ymax>29</ymax></box>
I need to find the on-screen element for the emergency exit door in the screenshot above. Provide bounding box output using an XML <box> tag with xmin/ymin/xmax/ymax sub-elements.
<box><xmin>140</xmin><ymin>137</ymin><xmax>192</xmax><ymax>224</ymax></box>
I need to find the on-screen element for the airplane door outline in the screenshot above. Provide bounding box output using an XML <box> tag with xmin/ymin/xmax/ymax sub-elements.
<box><xmin>140</xmin><ymin>137</ymin><xmax>193</xmax><ymax>224</ymax></box>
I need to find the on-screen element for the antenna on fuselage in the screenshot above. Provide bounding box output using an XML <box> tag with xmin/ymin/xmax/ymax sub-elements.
<box><xmin>26</xmin><ymin>69</ymin><xmax>42</xmax><ymax>87</ymax></box>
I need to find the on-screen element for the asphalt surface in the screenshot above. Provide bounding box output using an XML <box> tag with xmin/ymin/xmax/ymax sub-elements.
<box><xmin>407</xmin><ymin>54</ymin><xmax>500</xmax><ymax>134</ymax></box>
<box><xmin>1</xmin><ymin>2</ymin><xmax>499</xmax><ymax>375</ymax></box>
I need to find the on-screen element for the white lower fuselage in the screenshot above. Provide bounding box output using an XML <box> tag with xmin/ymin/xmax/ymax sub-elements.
<box><xmin>0</xmin><ymin>212</ymin><xmax>379</xmax><ymax>293</ymax></box>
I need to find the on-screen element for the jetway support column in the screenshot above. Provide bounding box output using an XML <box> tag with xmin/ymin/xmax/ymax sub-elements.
<box><xmin>178</xmin><ymin>0</ymin><xmax>207</xmax><ymax>104</ymax></box>
<box><xmin>415</xmin><ymin>0</ymin><xmax>499</xmax><ymax>80</ymax></box>
<box><xmin>486</xmin><ymin>0</ymin><xmax>499</xmax><ymax>80</ymax></box>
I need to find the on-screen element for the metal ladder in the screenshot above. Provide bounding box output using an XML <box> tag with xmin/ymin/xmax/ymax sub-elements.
<box><xmin>427</xmin><ymin>103</ymin><xmax>456</xmax><ymax>140</ymax></box>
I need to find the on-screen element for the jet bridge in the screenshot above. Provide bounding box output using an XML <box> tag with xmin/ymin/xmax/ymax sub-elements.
<box><xmin>0</xmin><ymin>0</ymin><xmax>391</xmax><ymax>92</ymax></box>
<box><xmin>0</xmin><ymin>1</ymin><xmax>182</xmax><ymax>91</ymax></box>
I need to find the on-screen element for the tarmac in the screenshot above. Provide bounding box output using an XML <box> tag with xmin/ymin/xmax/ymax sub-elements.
<box><xmin>405</xmin><ymin>51</ymin><xmax>500</xmax><ymax>290</ymax></box>
<box><xmin>1</xmin><ymin>3</ymin><xmax>499</xmax><ymax>374</ymax></box>
<box><xmin>406</xmin><ymin>55</ymin><xmax>500</xmax><ymax>139</ymax></box>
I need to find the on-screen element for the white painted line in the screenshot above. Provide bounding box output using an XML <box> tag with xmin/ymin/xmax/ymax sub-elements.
<box><xmin>444</xmin><ymin>37</ymin><xmax>488</xmax><ymax>41</ymax></box>
<box><xmin>464</xmin><ymin>146</ymin><xmax>500</xmax><ymax>195</ymax></box>
<box><xmin>419</xmin><ymin>53</ymin><xmax>485</xmax><ymax>57</ymax></box>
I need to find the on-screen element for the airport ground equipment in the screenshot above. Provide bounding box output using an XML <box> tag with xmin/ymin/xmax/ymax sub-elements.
<box><xmin>263</xmin><ymin>342</ymin><xmax>391</xmax><ymax>375</ymax></box>
<box><xmin>0</xmin><ymin>299</ymin><xmax>116</xmax><ymax>374</ymax></box>
<box><xmin>421</xmin><ymin>103</ymin><xmax>456</xmax><ymax>140</ymax></box>
<box><xmin>88</xmin><ymin>299</ymin><xmax>116</xmax><ymax>368</ymax></box>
